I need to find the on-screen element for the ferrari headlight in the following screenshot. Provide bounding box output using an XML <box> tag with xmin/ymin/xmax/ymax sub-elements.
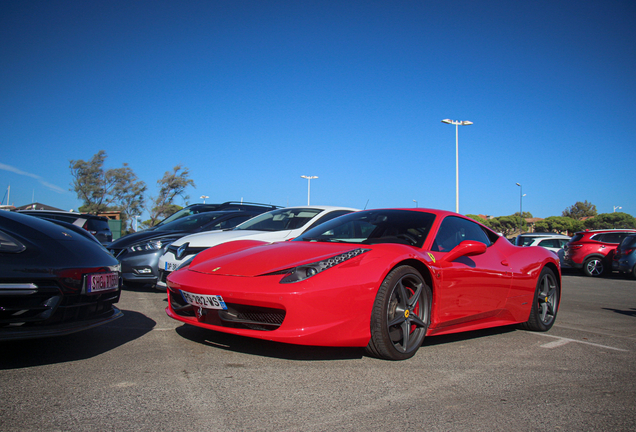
<box><xmin>278</xmin><ymin>248</ymin><xmax>369</xmax><ymax>284</ymax></box>
<box><xmin>128</xmin><ymin>238</ymin><xmax>174</xmax><ymax>253</ymax></box>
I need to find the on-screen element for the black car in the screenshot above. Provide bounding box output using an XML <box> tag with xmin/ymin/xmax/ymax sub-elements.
<box><xmin>0</xmin><ymin>211</ymin><xmax>122</xmax><ymax>341</ymax></box>
<box><xmin>16</xmin><ymin>209</ymin><xmax>113</xmax><ymax>245</ymax></box>
<box><xmin>109</xmin><ymin>202</ymin><xmax>280</xmax><ymax>287</ymax></box>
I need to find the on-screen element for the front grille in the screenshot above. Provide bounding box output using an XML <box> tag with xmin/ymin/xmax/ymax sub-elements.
<box><xmin>169</xmin><ymin>289</ymin><xmax>285</xmax><ymax>331</ymax></box>
<box><xmin>158</xmin><ymin>270</ymin><xmax>169</xmax><ymax>284</ymax></box>
<box><xmin>0</xmin><ymin>281</ymin><xmax>121</xmax><ymax>328</ymax></box>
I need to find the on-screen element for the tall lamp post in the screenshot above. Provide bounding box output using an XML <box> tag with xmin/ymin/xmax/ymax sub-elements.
<box><xmin>516</xmin><ymin>183</ymin><xmax>525</xmax><ymax>233</ymax></box>
<box><xmin>614</xmin><ymin>206</ymin><xmax>622</xmax><ymax>212</ymax></box>
<box><xmin>200</xmin><ymin>195</ymin><xmax>209</xmax><ymax>204</ymax></box>
<box><xmin>300</xmin><ymin>175</ymin><xmax>318</xmax><ymax>205</ymax></box>
<box><xmin>441</xmin><ymin>119</ymin><xmax>473</xmax><ymax>213</ymax></box>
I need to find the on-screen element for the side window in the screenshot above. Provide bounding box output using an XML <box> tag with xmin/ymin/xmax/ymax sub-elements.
<box><xmin>432</xmin><ymin>216</ymin><xmax>491</xmax><ymax>252</ymax></box>
<box><xmin>539</xmin><ymin>239</ymin><xmax>559</xmax><ymax>248</ymax></box>
<box><xmin>303</xmin><ymin>210</ymin><xmax>352</xmax><ymax>232</ymax></box>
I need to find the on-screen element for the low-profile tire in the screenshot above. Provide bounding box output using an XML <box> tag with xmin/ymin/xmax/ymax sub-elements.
<box><xmin>520</xmin><ymin>267</ymin><xmax>559</xmax><ymax>332</ymax></box>
<box><xmin>365</xmin><ymin>265</ymin><xmax>431</xmax><ymax>360</ymax></box>
<box><xmin>583</xmin><ymin>257</ymin><xmax>605</xmax><ymax>277</ymax></box>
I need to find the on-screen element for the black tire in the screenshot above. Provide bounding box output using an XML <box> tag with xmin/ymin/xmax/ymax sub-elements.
<box><xmin>582</xmin><ymin>257</ymin><xmax>605</xmax><ymax>277</ymax></box>
<box><xmin>365</xmin><ymin>266</ymin><xmax>431</xmax><ymax>360</ymax></box>
<box><xmin>520</xmin><ymin>267</ymin><xmax>559</xmax><ymax>332</ymax></box>
<box><xmin>631</xmin><ymin>264</ymin><xmax>636</xmax><ymax>280</ymax></box>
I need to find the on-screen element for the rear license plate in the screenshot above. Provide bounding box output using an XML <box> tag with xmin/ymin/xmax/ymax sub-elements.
<box><xmin>165</xmin><ymin>261</ymin><xmax>180</xmax><ymax>271</ymax></box>
<box><xmin>86</xmin><ymin>272</ymin><xmax>119</xmax><ymax>293</ymax></box>
<box><xmin>180</xmin><ymin>290</ymin><xmax>227</xmax><ymax>310</ymax></box>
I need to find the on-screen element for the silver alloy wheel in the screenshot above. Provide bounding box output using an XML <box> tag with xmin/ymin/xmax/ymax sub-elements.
<box><xmin>584</xmin><ymin>258</ymin><xmax>604</xmax><ymax>276</ymax></box>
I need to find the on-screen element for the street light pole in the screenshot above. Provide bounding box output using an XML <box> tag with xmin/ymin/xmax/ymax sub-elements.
<box><xmin>614</xmin><ymin>206</ymin><xmax>622</xmax><ymax>212</ymax></box>
<box><xmin>441</xmin><ymin>119</ymin><xmax>473</xmax><ymax>213</ymax></box>
<box><xmin>200</xmin><ymin>195</ymin><xmax>209</xmax><ymax>204</ymax></box>
<box><xmin>516</xmin><ymin>183</ymin><xmax>524</xmax><ymax>233</ymax></box>
<box><xmin>300</xmin><ymin>175</ymin><xmax>318</xmax><ymax>205</ymax></box>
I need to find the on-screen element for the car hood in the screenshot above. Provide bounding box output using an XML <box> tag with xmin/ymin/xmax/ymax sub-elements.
<box><xmin>110</xmin><ymin>230</ymin><xmax>186</xmax><ymax>248</ymax></box>
<box><xmin>174</xmin><ymin>229</ymin><xmax>296</xmax><ymax>248</ymax></box>
<box><xmin>188</xmin><ymin>241</ymin><xmax>369</xmax><ymax>277</ymax></box>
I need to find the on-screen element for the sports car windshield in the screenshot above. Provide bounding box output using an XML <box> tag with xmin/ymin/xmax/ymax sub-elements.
<box><xmin>233</xmin><ymin>208</ymin><xmax>322</xmax><ymax>232</ymax></box>
<box><xmin>295</xmin><ymin>210</ymin><xmax>436</xmax><ymax>248</ymax></box>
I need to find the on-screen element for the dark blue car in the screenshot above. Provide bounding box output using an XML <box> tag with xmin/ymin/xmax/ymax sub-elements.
<box><xmin>613</xmin><ymin>234</ymin><xmax>636</xmax><ymax>279</ymax></box>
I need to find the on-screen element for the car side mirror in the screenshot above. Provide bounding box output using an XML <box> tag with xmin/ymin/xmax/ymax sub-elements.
<box><xmin>441</xmin><ymin>240</ymin><xmax>487</xmax><ymax>263</ymax></box>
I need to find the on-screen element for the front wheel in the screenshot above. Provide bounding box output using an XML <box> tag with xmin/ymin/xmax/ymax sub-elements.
<box><xmin>583</xmin><ymin>257</ymin><xmax>605</xmax><ymax>277</ymax></box>
<box><xmin>520</xmin><ymin>267</ymin><xmax>559</xmax><ymax>331</ymax></box>
<box><xmin>365</xmin><ymin>266</ymin><xmax>431</xmax><ymax>360</ymax></box>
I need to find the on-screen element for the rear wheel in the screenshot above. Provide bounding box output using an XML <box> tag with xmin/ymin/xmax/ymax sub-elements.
<box><xmin>365</xmin><ymin>266</ymin><xmax>431</xmax><ymax>360</ymax></box>
<box><xmin>583</xmin><ymin>257</ymin><xmax>605</xmax><ymax>277</ymax></box>
<box><xmin>520</xmin><ymin>267</ymin><xmax>559</xmax><ymax>331</ymax></box>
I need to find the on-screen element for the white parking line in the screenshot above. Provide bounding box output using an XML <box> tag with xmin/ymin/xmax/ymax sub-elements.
<box><xmin>534</xmin><ymin>333</ymin><xmax>628</xmax><ymax>352</ymax></box>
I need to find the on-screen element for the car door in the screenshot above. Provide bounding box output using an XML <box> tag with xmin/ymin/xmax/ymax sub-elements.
<box><xmin>431</xmin><ymin>216</ymin><xmax>512</xmax><ymax>327</ymax></box>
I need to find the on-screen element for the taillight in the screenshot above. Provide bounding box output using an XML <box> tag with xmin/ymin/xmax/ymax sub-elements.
<box><xmin>569</xmin><ymin>244</ymin><xmax>583</xmax><ymax>249</ymax></box>
<box><xmin>623</xmin><ymin>248</ymin><xmax>635</xmax><ymax>255</ymax></box>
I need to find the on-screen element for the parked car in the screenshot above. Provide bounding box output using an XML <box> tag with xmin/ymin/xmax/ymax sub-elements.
<box><xmin>165</xmin><ymin>208</ymin><xmax>561</xmax><ymax>360</ymax></box>
<box><xmin>148</xmin><ymin>201</ymin><xmax>279</xmax><ymax>230</ymax></box>
<box><xmin>15</xmin><ymin>209</ymin><xmax>113</xmax><ymax>245</ymax></box>
<box><xmin>110</xmin><ymin>203</ymin><xmax>279</xmax><ymax>287</ymax></box>
<box><xmin>564</xmin><ymin>229</ymin><xmax>636</xmax><ymax>276</ymax></box>
<box><xmin>0</xmin><ymin>211</ymin><xmax>122</xmax><ymax>341</ymax></box>
<box><xmin>612</xmin><ymin>234</ymin><xmax>636</xmax><ymax>279</ymax></box>
<box><xmin>156</xmin><ymin>206</ymin><xmax>357</xmax><ymax>290</ymax></box>
<box><xmin>515</xmin><ymin>233</ymin><xmax>571</xmax><ymax>267</ymax></box>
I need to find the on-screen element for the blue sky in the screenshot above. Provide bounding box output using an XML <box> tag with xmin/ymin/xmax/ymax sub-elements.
<box><xmin>2</xmin><ymin>0</ymin><xmax>635</xmax><ymax>219</ymax></box>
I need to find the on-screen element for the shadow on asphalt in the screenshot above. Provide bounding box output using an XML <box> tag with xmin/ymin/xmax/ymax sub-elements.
<box><xmin>175</xmin><ymin>323</ymin><xmax>521</xmax><ymax>361</ymax></box>
<box><xmin>602</xmin><ymin>307</ymin><xmax>636</xmax><ymax>317</ymax></box>
<box><xmin>0</xmin><ymin>310</ymin><xmax>155</xmax><ymax>370</ymax></box>
<box><xmin>561</xmin><ymin>268</ymin><xmax>633</xmax><ymax>280</ymax></box>
<box><xmin>422</xmin><ymin>325</ymin><xmax>518</xmax><ymax>347</ymax></box>
<box><xmin>175</xmin><ymin>324</ymin><xmax>365</xmax><ymax>361</ymax></box>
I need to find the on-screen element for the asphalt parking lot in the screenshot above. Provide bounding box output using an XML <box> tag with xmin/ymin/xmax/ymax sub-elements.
<box><xmin>1</xmin><ymin>271</ymin><xmax>635</xmax><ymax>432</ymax></box>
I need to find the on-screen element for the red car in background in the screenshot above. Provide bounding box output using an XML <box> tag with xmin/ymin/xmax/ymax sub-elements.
<box><xmin>166</xmin><ymin>209</ymin><xmax>561</xmax><ymax>360</ymax></box>
<box><xmin>564</xmin><ymin>229</ymin><xmax>636</xmax><ymax>277</ymax></box>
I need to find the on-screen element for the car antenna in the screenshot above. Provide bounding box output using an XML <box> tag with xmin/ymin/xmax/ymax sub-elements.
<box><xmin>364</xmin><ymin>199</ymin><xmax>369</xmax><ymax>210</ymax></box>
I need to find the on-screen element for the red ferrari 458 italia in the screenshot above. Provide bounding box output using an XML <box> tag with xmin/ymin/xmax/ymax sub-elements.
<box><xmin>166</xmin><ymin>208</ymin><xmax>561</xmax><ymax>360</ymax></box>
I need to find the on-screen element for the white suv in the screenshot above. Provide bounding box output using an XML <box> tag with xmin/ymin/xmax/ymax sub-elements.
<box><xmin>156</xmin><ymin>206</ymin><xmax>357</xmax><ymax>289</ymax></box>
<box><xmin>515</xmin><ymin>233</ymin><xmax>571</xmax><ymax>267</ymax></box>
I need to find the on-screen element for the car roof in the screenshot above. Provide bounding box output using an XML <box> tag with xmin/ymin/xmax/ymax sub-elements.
<box><xmin>16</xmin><ymin>209</ymin><xmax>107</xmax><ymax>220</ymax></box>
<box><xmin>517</xmin><ymin>232</ymin><xmax>569</xmax><ymax>237</ymax></box>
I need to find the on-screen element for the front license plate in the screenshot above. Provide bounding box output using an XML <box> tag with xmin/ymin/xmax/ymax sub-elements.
<box><xmin>165</xmin><ymin>261</ymin><xmax>180</xmax><ymax>271</ymax></box>
<box><xmin>180</xmin><ymin>290</ymin><xmax>227</xmax><ymax>310</ymax></box>
<box><xmin>86</xmin><ymin>272</ymin><xmax>119</xmax><ymax>293</ymax></box>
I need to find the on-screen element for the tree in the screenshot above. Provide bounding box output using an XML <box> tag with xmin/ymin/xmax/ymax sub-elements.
<box><xmin>486</xmin><ymin>215</ymin><xmax>521</xmax><ymax>237</ymax></box>
<box><xmin>70</xmin><ymin>151</ymin><xmax>146</xmax><ymax>230</ymax></box>
<box><xmin>562</xmin><ymin>201</ymin><xmax>597</xmax><ymax>220</ymax></box>
<box><xmin>147</xmin><ymin>165</ymin><xmax>195</xmax><ymax>226</ymax></box>
<box><xmin>466</xmin><ymin>214</ymin><xmax>488</xmax><ymax>225</ymax></box>
<box><xmin>583</xmin><ymin>212</ymin><xmax>636</xmax><ymax>230</ymax></box>
<box><xmin>534</xmin><ymin>216</ymin><xmax>583</xmax><ymax>234</ymax></box>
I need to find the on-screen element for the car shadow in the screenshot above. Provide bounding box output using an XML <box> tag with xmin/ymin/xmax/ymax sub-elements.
<box><xmin>175</xmin><ymin>324</ymin><xmax>365</xmax><ymax>361</ymax></box>
<box><xmin>561</xmin><ymin>268</ymin><xmax>631</xmax><ymax>280</ymax></box>
<box><xmin>422</xmin><ymin>325</ymin><xmax>518</xmax><ymax>347</ymax></box>
<box><xmin>601</xmin><ymin>307</ymin><xmax>636</xmax><ymax>318</ymax></box>
<box><xmin>175</xmin><ymin>323</ymin><xmax>520</xmax><ymax>361</ymax></box>
<box><xmin>0</xmin><ymin>310</ymin><xmax>156</xmax><ymax>370</ymax></box>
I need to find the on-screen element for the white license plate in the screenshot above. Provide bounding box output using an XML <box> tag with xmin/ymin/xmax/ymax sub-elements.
<box><xmin>180</xmin><ymin>290</ymin><xmax>227</xmax><ymax>310</ymax></box>
<box><xmin>86</xmin><ymin>272</ymin><xmax>119</xmax><ymax>293</ymax></box>
<box><xmin>165</xmin><ymin>261</ymin><xmax>180</xmax><ymax>271</ymax></box>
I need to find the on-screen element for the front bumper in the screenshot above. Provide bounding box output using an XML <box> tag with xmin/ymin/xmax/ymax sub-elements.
<box><xmin>166</xmin><ymin>269</ymin><xmax>376</xmax><ymax>347</ymax></box>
